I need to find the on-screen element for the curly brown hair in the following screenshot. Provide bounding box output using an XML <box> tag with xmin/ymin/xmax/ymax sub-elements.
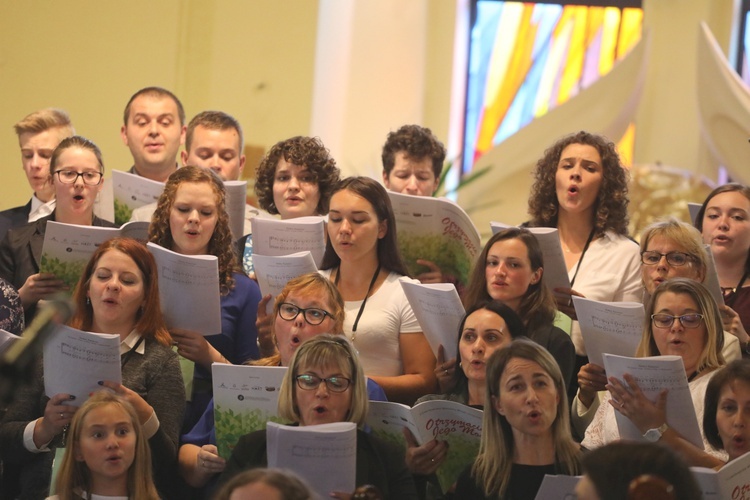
<box><xmin>254</xmin><ymin>136</ymin><xmax>340</xmax><ymax>216</ymax></box>
<box><xmin>527</xmin><ymin>131</ymin><xmax>630</xmax><ymax>237</ymax></box>
<box><xmin>148</xmin><ymin>166</ymin><xmax>239</xmax><ymax>294</ymax></box>
<box><xmin>381</xmin><ymin>124</ymin><xmax>446</xmax><ymax>178</ymax></box>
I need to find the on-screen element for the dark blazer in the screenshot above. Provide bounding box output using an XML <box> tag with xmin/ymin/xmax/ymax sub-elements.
<box><xmin>218</xmin><ymin>427</ymin><xmax>418</xmax><ymax>499</ymax></box>
<box><xmin>0</xmin><ymin>200</ymin><xmax>31</xmax><ymax>243</ymax></box>
<box><xmin>0</xmin><ymin>212</ymin><xmax>115</xmax><ymax>322</ymax></box>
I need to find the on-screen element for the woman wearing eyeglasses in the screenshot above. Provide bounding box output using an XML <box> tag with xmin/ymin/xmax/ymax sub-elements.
<box><xmin>0</xmin><ymin>136</ymin><xmax>115</xmax><ymax>321</ymax></box>
<box><xmin>573</xmin><ymin>219</ymin><xmax>741</xmax><ymax>439</ymax></box>
<box><xmin>177</xmin><ymin>273</ymin><xmax>386</xmax><ymax>495</ymax></box>
<box><xmin>581</xmin><ymin>278</ymin><xmax>727</xmax><ymax>468</ymax></box>
<box><xmin>217</xmin><ymin>334</ymin><xmax>417</xmax><ymax>498</ymax></box>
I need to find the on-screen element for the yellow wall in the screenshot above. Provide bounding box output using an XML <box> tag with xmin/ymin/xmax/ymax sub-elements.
<box><xmin>0</xmin><ymin>0</ymin><xmax>739</xmax><ymax>213</ymax></box>
<box><xmin>0</xmin><ymin>1</ymin><xmax>319</xmax><ymax>207</ymax></box>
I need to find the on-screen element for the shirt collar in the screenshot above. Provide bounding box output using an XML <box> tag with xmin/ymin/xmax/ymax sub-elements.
<box><xmin>28</xmin><ymin>196</ymin><xmax>56</xmax><ymax>222</ymax></box>
<box><xmin>119</xmin><ymin>330</ymin><xmax>145</xmax><ymax>356</ymax></box>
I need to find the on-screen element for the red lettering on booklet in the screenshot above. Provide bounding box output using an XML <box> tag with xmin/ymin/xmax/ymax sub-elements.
<box><xmin>733</xmin><ymin>483</ymin><xmax>750</xmax><ymax>500</ymax></box>
<box><xmin>441</xmin><ymin>218</ymin><xmax>478</xmax><ymax>256</ymax></box>
<box><xmin>425</xmin><ymin>417</ymin><xmax>482</xmax><ymax>439</ymax></box>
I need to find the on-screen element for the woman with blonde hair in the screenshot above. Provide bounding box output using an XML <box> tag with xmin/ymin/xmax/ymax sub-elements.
<box><xmin>218</xmin><ymin>334</ymin><xmax>417</xmax><ymax>498</ymax></box>
<box><xmin>582</xmin><ymin>278</ymin><xmax>727</xmax><ymax>468</ymax></box>
<box><xmin>149</xmin><ymin>165</ymin><xmax>262</xmax><ymax>430</ymax></box>
<box><xmin>455</xmin><ymin>339</ymin><xmax>581</xmax><ymax>499</ymax></box>
<box><xmin>52</xmin><ymin>391</ymin><xmax>159</xmax><ymax>500</ymax></box>
<box><xmin>573</xmin><ymin>218</ymin><xmax>741</xmax><ymax>438</ymax></box>
<box><xmin>178</xmin><ymin>273</ymin><xmax>385</xmax><ymax>493</ymax></box>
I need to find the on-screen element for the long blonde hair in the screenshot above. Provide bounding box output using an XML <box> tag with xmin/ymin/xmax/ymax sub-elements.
<box><xmin>471</xmin><ymin>339</ymin><xmax>580</xmax><ymax>497</ymax></box>
<box><xmin>54</xmin><ymin>392</ymin><xmax>159</xmax><ymax>500</ymax></box>
<box><xmin>636</xmin><ymin>278</ymin><xmax>724</xmax><ymax>373</ymax></box>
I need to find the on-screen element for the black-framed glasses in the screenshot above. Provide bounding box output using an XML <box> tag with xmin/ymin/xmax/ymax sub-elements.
<box><xmin>651</xmin><ymin>313</ymin><xmax>704</xmax><ymax>329</ymax></box>
<box><xmin>54</xmin><ymin>169</ymin><xmax>103</xmax><ymax>186</ymax></box>
<box><xmin>295</xmin><ymin>374</ymin><xmax>351</xmax><ymax>393</ymax></box>
<box><xmin>641</xmin><ymin>251</ymin><xmax>693</xmax><ymax>267</ymax></box>
<box><xmin>278</xmin><ymin>303</ymin><xmax>332</xmax><ymax>326</ymax></box>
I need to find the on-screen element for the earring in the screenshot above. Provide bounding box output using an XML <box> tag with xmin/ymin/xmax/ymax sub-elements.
<box><xmin>86</xmin><ymin>297</ymin><xmax>91</xmax><ymax>306</ymax></box>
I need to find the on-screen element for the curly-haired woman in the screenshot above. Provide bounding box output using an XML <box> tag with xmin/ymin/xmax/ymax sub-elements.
<box><xmin>149</xmin><ymin>166</ymin><xmax>262</xmax><ymax>431</ymax></box>
<box><xmin>238</xmin><ymin>135</ymin><xmax>340</xmax><ymax>276</ymax></box>
<box><xmin>527</xmin><ymin>131</ymin><xmax>642</xmax><ymax>400</ymax></box>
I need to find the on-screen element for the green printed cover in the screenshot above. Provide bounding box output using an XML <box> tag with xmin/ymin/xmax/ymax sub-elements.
<box><xmin>113</xmin><ymin>198</ymin><xmax>133</xmax><ymax>226</ymax></box>
<box><xmin>111</xmin><ymin>170</ymin><xmax>165</xmax><ymax>225</ymax></box>
<box><xmin>366</xmin><ymin>400</ymin><xmax>483</xmax><ymax>493</ymax></box>
<box><xmin>40</xmin><ymin>222</ymin><xmax>120</xmax><ymax>291</ymax></box>
<box><xmin>387</xmin><ymin>192</ymin><xmax>480</xmax><ymax>288</ymax></box>
<box><xmin>212</xmin><ymin>364</ymin><xmax>287</xmax><ymax>459</ymax></box>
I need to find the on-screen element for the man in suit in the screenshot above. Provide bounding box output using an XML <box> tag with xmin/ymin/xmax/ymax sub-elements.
<box><xmin>0</xmin><ymin>109</ymin><xmax>74</xmax><ymax>240</ymax></box>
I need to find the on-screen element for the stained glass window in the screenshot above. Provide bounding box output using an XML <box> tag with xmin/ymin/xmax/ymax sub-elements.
<box><xmin>463</xmin><ymin>0</ymin><xmax>643</xmax><ymax>172</ymax></box>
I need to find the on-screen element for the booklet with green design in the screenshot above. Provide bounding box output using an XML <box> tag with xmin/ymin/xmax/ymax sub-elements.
<box><xmin>112</xmin><ymin>170</ymin><xmax>164</xmax><ymax>225</ymax></box>
<box><xmin>40</xmin><ymin>221</ymin><xmax>150</xmax><ymax>291</ymax></box>
<box><xmin>366</xmin><ymin>399</ymin><xmax>483</xmax><ymax>492</ymax></box>
<box><xmin>212</xmin><ymin>363</ymin><xmax>287</xmax><ymax>459</ymax></box>
<box><xmin>388</xmin><ymin>191</ymin><xmax>480</xmax><ymax>288</ymax></box>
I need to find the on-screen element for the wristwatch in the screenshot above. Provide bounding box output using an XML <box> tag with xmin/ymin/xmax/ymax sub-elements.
<box><xmin>643</xmin><ymin>422</ymin><xmax>669</xmax><ymax>442</ymax></box>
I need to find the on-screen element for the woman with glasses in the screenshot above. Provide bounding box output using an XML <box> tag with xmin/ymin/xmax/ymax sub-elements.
<box><xmin>0</xmin><ymin>136</ymin><xmax>115</xmax><ymax>321</ymax></box>
<box><xmin>581</xmin><ymin>278</ymin><xmax>727</xmax><ymax>468</ymax></box>
<box><xmin>177</xmin><ymin>273</ymin><xmax>386</xmax><ymax>495</ymax></box>
<box><xmin>149</xmin><ymin>166</ymin><xmax>262</xmax><ymax>432</ymax></box>
<box><xmin>217</xmin><ymin>334</ymin><xmax>417</xmax><ymax>498</ymax></box>
<box><xmin>573</xmin><ymin>218</ymin><xmax>741</xmax><ymax>439</ymax></box>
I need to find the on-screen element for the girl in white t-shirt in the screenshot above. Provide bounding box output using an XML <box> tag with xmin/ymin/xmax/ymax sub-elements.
<box><xmin>320</xmin><ymin>176</ymin><xmax>437</xmax><ymax>405</ymax></box>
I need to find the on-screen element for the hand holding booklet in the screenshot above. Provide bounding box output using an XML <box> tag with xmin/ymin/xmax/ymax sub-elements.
<box><xmin>366</xmin><ymin>399</ymin><xmax>483</xmax><ymax>492</ymax></box>
<box><xmin>43</xmin><ymin>324</ymin><xmax>121</xmax><ymax>404</ymax></box>
<box><xmin>388</xmin><ymin>191</ymin><xmax>481</xmax><ymax>288</ymax></box>
<box><xmin>266</xmin><ymin>421</ymin><xmax>357</xmax><ymax>497</ymax></box>
<box><xmin>602</xmin><ymin>353</ymin><xmax>703</xmax><ymax>447</ymax></box>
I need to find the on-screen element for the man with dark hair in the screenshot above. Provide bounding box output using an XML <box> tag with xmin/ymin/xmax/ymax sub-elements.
<box><xmin>381</xmin><ymin>124</ymin><xmax>446</xmax><ymax>197</ymax></box>
<box><xmin>381</xmin><ymin>124</ymin><xmax>448</xmax><ymax>285</ymax></box>
<box><xmin>120</xmin><ymin>86</ymin><xmax>186</xmax><ymax>182</ymax></box>
<box><xmin>0</xmin><ymin>108</ymin><xmax>75</xmax><ymax>240</ymax></box>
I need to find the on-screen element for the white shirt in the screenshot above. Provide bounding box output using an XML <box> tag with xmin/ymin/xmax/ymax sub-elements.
<box><xmin>29</xmin><ymin>195</ymin><xmax>56</xmax><ymax>222</ymax></box>
<box><xmin>319</xmin><ymin>270</ymin><xmax>422</xmax><ymax>377</ymax></box>
<box><xmin>568</xmin><ymin>231</ymin><xmax>642</xmax><ymax>356</ymax></box>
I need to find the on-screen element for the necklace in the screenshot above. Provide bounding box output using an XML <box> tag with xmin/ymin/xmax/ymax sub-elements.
<box><xmin>334</xmin><ymin>263</ymin><xmax>381</xmax><ymax>342</ymax></box>
<box><xmin>721</xmin><ymin>270</ymin><xmax>749</xmax><ymax>305</ymax></box>
<box><xmin>568</xmin><ymin>229</ymin><xmax>596</xmax><ymax>290</ymax></box>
